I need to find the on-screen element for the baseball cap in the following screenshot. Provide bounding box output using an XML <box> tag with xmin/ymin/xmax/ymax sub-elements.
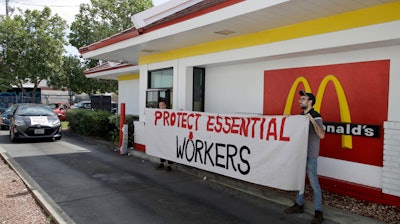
<box><xmin>299</xmin><ymin>90</ymin><xmax>315</xmax><ymax>106</ymax></box>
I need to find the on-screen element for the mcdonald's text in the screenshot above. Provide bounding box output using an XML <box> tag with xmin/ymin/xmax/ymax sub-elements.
<box><xmin>324</xmin><ymin>122</ymin><xmax>380</xmax><ymax>138</ymax></box>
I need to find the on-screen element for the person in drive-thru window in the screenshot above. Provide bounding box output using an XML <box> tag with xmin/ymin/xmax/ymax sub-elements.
<box><xmin>284</xmin><ymin>90</ymin><xmax>325</xmax><ymax>224</ymax></box>
<box><xmin>155</xmin><ymin>100</ymin><xmax>174</xmax><ymax>172</ymax></box>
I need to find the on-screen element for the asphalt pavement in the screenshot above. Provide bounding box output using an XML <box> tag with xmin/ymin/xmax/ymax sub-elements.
<box><xmin>0</xmin><ymin>130</ymin><xmax>384</xmax><ymax>224</ymax></box>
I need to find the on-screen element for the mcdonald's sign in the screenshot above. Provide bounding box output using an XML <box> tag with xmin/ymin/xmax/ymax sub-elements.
<box><xmin>263</xmin><ymin>60</ymin><xmax>389</xmax><ymax>167</ymax></box>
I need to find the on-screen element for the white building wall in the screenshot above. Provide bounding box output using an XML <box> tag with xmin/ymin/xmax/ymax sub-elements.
<box><xmin>118</xmin><ymin>79</ymin><xmax>140</xmax><ymax>115</ymax></box>
<box><xmin>199</xmin><ymin>45</ymin><xmax>400</xmax><ymax>190</ymax></box>
<box><xmin>204</xmin><ymin>64</ymin><xmax>264</xmax><ymax>114</ymax></box>
<box><xmin>134</xmin><ymin>22</ymin><xmax>400</xmax><ymax>197</ymax></box>
<box><xmin>41</xmin><ymin>89</ymin><xmax>71</xmax><ymax>104</ymax></box>
<box><xmin>383</xmin><ymin>121</ymin><xmax>400</xmax><ymax>197</ymax></box>
<box><xmin>133</xmin><ymin>120</ymin><xmax>145</xmax><ymax>149</ymax></box>
<box><xmin>188</xmin><ymin>45</ymin><xmax>400</xmax><ymax>115</ymax></box>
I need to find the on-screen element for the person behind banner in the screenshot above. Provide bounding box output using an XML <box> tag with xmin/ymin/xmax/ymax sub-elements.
<box><xmin>284</xmin><ymin>90</ymin><xmax>325</xmax><ymax>224</ymax></box>
<box><xmin>155</xmin><ymin>100</ymin><xmax>174</xmax><ymax>172</ymax></box>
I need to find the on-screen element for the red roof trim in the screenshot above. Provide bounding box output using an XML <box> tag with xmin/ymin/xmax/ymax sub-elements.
<box><xmin>84</xmin><ymin>62</ymin><xmax>136</xmax><ymax>75</ymax></box>
<box><xmin>143</xmin><ymin>0</ymin><xmax>244</xmax><ymax>33</ymax></box>
<box><xmin>79</xmin><ymin>0</ymin><xmax>244</xmax><ymax>54</ymax></box>
<box><xmin>80</xmin><ymin>29</ymin><xmax>140</xmax><ymax>54</ymax></box>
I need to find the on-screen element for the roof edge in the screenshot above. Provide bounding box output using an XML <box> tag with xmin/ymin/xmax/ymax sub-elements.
<box><xmin>79</xmin><ymin>0</ymin><xmax>243</xmax><ymax>55</ymax></box>
<box><xmin>79</xmin><ymin>29</ymin><xmax>140</xmax><ymax>54</ymax></box>
<box><xmin>84</xmin><ymin>62</ymin><xmax>136</xmax><ymax>75</ymax></box>
<box><xmin>131</xmin><ymin>0</ymin><xmax>203</xmax><ymax>29</ymax></box>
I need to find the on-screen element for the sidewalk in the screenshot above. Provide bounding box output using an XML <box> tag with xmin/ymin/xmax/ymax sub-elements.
<box><xmin>0</xmin><ymin>155</ymin><xmax>51</xmax><ymax>224</ymax></box>
<box><xmin>0</xmin><ymin>146</ymin><xmax>74</xmax><ymax>224</ymax></box>
<box><xmin>130</xmin><ymin>149</ymin><xmax>386</xmax><ymax>224</ymax></box>
<box><xmin>0</xmin><ymin>132</ymin><xmax>389</xmax><ymax>224</ymax></box>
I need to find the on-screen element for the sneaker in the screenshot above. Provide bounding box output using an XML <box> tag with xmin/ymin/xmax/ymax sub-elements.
<box><xmin>284</xmin><ymin>203</ymin><xmax>304</xmax><ymax>214</ymax></box>
<box><xmin>155</xmin><ymin>163</ymin><xmax>164</xmax><ymax>169</ymax></box>
<box><xmin>164</xmin><ymin>166</ymin><xmax>172</xmax><ymax>172</ymax></box>
<box><xmin>311</xmin><ymin>210</ymin><xmax>324</xmax><ymax>224</ymax></box>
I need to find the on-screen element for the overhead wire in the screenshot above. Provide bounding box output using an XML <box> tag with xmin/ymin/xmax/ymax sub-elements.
<box><xmin>10</xmin><ymin>0</ymin><xmax>82</xmax><ymax>8</ymax></box>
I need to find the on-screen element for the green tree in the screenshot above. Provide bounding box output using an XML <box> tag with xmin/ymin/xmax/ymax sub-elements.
<box><xmin>0</xmin><ymin>7</ymin><xmax>67</xmax><ymax>102</ymax></box>
<box><xmin>68</xmin><ymin>0</ymin><xmax>153</xmax><ymax>94</ymax></box>
<box><xmin>49</xmin><ymin>55</ymin><xmax>118</xmax><ymax>95</ymax></box>
<box><xmin>49</xmin><ymin>55</ymin><xmax>87</xmax><ymax>93</ymax></box>
<box><xmin>69</xmin><ymin>0</ymin><xmax>153</xmax><ymax>50</ymax></box>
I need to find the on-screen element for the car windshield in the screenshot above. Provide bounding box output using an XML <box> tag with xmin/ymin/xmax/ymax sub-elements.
<box><xmin>17</xmin><ymin>106</ymin><xmax>55</xmax><ymax>116</ymax></box>
<box><xmin>4</xmin><ymin>105</ymin><xmax>17</xmax><ymax>113</ymax></box>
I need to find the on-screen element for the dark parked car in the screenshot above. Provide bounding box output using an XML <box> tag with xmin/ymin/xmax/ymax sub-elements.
<box><xmin>71</xmin><ymin>101</ymin><xmax>92</xmax><ymax>110</ymax></box>
<box><xmin>8</xmin><ymin>104</ymin><xmax>62</xmax><ymax>142</ymax></box>
<box><xmin>48</xmin><ymin>102</ymin><xmax>70</xmax><ymax>121</ymax></box>
<box><xmin>71</xmin><ymin>100</ymin><xmax>117</xmax><ymax>113</ymax></box>
<box><xmin>0</xmin><ymin>104</ymin><xmax>18</xmax><ymax>130</ymax></box>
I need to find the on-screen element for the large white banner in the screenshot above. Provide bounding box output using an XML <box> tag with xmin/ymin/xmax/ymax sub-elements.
<box><xmin>145</xmin><ymin>108</ymin><xmax>309</xmax><ymax>193</ymax></box>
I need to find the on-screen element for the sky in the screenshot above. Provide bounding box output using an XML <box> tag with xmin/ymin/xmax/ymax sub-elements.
<box><xmin>0</xmin><ymin>0</ymin><xmax>170</xmax><ymax>55</ymax></box>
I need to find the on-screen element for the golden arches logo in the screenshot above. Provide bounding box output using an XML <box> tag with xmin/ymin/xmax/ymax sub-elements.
<box><xmin>284</xmin><ymin>75</ymin><xmax>352</xmax><ymax>149</ymax></box>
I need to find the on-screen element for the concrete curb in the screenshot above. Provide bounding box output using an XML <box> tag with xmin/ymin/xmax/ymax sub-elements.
<box><xmin>128</xmin><ymin>148</ymin><xmax>385</xmax><ymax>224</ymax></box>
<box><xmin>0</xmin><ymin>130</ymin><xmax>385</xmax><ymax>224</ymax></box>
<box><xmin>0</xmin><ymin>146</ymin><xmax>75</xmax><ymax>224</ymax></box>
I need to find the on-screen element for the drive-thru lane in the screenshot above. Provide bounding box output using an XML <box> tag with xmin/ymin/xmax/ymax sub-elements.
<box><xmin>0</xmin><ymin>130</ymin><xmax>380</xmax><ymax>224</ymax></box>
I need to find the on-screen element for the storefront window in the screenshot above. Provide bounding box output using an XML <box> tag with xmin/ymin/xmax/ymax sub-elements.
<box><xmin>193</xmin><ymin>67</ymin><xmax>205</xmax><ymax>112</ymax></box>
<box><xmin>148</xmin><ymin>68</ymin><xmax>173</xmax><ymax>88</ymax></box>
<box><xmin>147</xmin><ymin>68</ymin><xmax>173</xmax><ymax>108</ymax></box>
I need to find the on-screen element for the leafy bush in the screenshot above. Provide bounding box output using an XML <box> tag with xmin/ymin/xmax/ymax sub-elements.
<box><xmin>66</xmin><ymin>109</ymin><xmax>112</xmax><ymax>138</ymax></box>
<box><xmin>66</xmin><ymin>109</ymin><xmax>138</xmax><ymax>145</ymax></box>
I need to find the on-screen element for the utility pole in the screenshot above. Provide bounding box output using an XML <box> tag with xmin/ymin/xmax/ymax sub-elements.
<box><xmin>5</xmin><ymin>0</ymin><xmax>14</xmax><ymax>17</ymax></box>
<box><xmin>5</xmin><ymin>0</ymin><xmax>9</xmax><ymax>16</ymax></box>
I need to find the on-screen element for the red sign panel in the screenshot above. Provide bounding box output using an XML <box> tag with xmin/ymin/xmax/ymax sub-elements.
<box><xmin>263</xmin><ymin>60</ymin><xmax>389</xmax><ymax>166</ymax></box>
